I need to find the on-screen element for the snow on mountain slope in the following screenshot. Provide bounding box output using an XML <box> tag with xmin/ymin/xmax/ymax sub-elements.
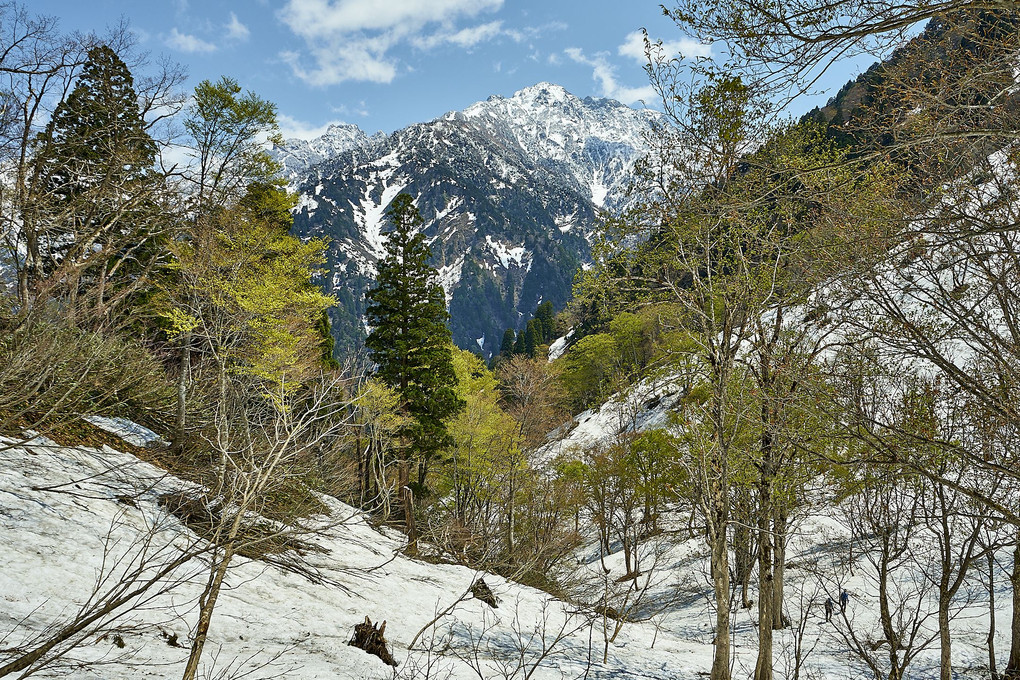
<box><xmin>457</xmin><ymin>83</ymin><xmax>657</xmax><ymax>213</ymax></box>
<box><xmin>0</xmin><ymin>433</ymin><xmax>685</xmax><ymax>679</ymax></box>
<box><xmin>273</xmin><ymin>123</ymin><xmax>384</xmax><ymax>184</ymax></box>
<box><xmin>2</xmin><ymin>425</ymin><xmax>1012</xmax><ymax>679</ymax></box>
<box><xmin>279</xmin><ymin>83</ymin><xmax>655</xmax><ymax>356</ymax></box>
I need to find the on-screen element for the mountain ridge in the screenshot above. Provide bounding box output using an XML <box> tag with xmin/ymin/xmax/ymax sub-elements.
<box><xmin>275</xmin><ymin>83</ymin><xmax>657</xmax><ymax>356</ymax></box>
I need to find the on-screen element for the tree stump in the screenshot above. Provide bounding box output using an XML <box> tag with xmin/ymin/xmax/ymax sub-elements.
<box><xmin>470</xmin><ymin>578</ymin><xmax>499</xmax><ymax>608</ymax></box>
<box><xmin>348</xmin><ymin>616</ymin><xmax>397</xmax><ymax>666</ymax></box>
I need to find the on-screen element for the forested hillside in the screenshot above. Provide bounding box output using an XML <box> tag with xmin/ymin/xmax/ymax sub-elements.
<box><xmin>3</xmin><ymin>1</ymin><xmax>1020</xmax><ymax>679</ymax></box>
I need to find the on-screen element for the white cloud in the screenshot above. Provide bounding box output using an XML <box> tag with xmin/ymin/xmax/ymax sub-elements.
<box><xmin>330</xmin><ymin>102</ymin><xmax>370</xmax><ymax>118</ymax></box>
<box><xmin>165</xmin><ymin>28</ymin><xmax>217</xmax><ymax>53</ymax></box>
<box><xmin>412</xmin><ymin>20</ymin><xmax>504</xmax><ymax>49</ymax></box>
<box><xmin>564</xmin><ymin>47</ymin><xmax>657</xmax><ymax>105</ymax></box>
<box><xmin>277</xmin><ymin>0</ymin><xmax>505</xmax><ymax>85</ymax></box>
<box><xmin>225</xmin><ymin>13</ymin><xmax>250</xmax><ymax>41</ymax></box>
<box><xmin>278</xmin><ymin>114</ymin><xmax>346</xmax><ymax>140</ymax></box>
<box><xmin>618</xmin><ymin>30</ymin><xmax>711</xmax><ymax>63</ymax></box>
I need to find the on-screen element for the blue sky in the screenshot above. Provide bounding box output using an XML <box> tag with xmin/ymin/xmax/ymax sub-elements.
<box><xmin>33</xmin><ymin>1</ymin><xmax>860</xmax><ymax>139</ymax></box>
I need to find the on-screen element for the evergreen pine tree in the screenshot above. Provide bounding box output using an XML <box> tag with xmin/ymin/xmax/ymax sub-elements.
<box><xmin>524</xmin><ymin>318</ymin><xmax>541</xmax><ymax>357</ymax></box>
<box><xmin>365</xmin><ymin>193</ymin><xmax>464</xmax><ymax>491</ymax></box>
<box><xmin>535</xmin><ymin>300</ymin><xmax>555</xmax><ymax>344</ymax></box>
<box><xmin>500</xmin><ymin>328</ymin><xmax>516</xmax><ymax>356</ymax></box>
<box><xmin>31</xmin><ymin>44</ymin><xmax>161</xmax><ymax>317</ymax></box>
<box><xmin>513</xmin><ymin>329</ymin><xmax>526</xmax><ymax>355</ymax></box>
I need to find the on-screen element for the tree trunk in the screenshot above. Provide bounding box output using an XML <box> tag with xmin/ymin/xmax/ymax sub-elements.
<box><xmin>877</xmin><ymin>535</ymin><xmax>902</xmax><ymax>680</ymax></box>
<box><xmin>756</xmin><ymin>423</ymin><xmax>775</xmax><ymax>680</ymax></box>
<box><xmin>181</xmin><ymin>544</ymin><xmax>235</xmax><ymax>680</ymax></box>
<box><xmin>755</xmin><ymin>498</ymin><xmax>774</xmax><ymax>680</ymax></box>
<box><xmin>173</xmin><ymin>333</ymin><xmax>191</xmax><ymax>449</ymax></box>
<box><xmin>990</xmin><ymin>550</ymin><xmax>999</xmax><ymax>680</ymax></box>
<box><xmin>1006</xmin><ymin>535</ymin><xmax>1020</xmax><ymax>677</ymax></box>
<box><xmin>733</xmin><ymin>505</ymin><xmax>754</xmax><ymax>609</ymax></box>
<box><xmin>938</xmin><ymin>587</ymin><xmax>952</xmax><ymax>680</ymax></box>
<box><xmin>773</xmin><ymin>507</ymin><xmax>788</xmax><ymax>630</ymax></box>
<box><xmin>400</xmin><ymin>461</ymin><xmax>417</xmax><ymax>554</ymax></box>
<box><xmin>710</xmin><ymin>515</ymin><xmax>731</xmax><ymax>680</ymax></box>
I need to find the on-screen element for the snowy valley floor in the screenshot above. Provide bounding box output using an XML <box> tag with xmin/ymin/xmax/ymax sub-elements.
<box><xmin>0</xmin><ymin>425</ymin><xmax>1013</xmax><ymax>679</ymax></box>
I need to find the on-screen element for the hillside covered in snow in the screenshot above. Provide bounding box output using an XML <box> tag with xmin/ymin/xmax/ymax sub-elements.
<box><xmin>1</xmin><ymin>411</ymin><xmax>1015</xmax><ymax>680</ymax></box>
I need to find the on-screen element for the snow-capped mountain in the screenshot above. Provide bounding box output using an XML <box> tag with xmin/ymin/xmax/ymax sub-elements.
<box><xmin>455</xmin><ymin>83</ymin><xmax>656</xmax><ymax>214</ymax></box>
<box><xmin>274</xmin><ymin>123</ymin><xmax>384</xmax><ymax>183</ymax></box>
<box><xmin>278</xmin><ymin>83</ymin><xmax>658</xmax><ymax>356</ymax></box>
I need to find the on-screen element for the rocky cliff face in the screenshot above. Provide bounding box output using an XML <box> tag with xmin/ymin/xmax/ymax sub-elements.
<box><xmin>277</xmin><ymin>83</ymin><xmax>657</xmax><ymax>356</ymax></box>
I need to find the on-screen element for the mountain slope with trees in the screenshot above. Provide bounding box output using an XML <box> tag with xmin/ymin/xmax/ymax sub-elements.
<box><xmin>279</xmin><ymin>83</ymin><xmax>657</xmax><ymax>356</ymax></box>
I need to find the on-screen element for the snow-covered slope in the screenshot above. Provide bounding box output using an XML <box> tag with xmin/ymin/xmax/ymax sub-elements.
<box><xmin>457</xmin><ymin>83</ymin><xmax>656</xmax><ymax>213</ymax></box>
<box><xmin>273</xmin><ymin>123</ymin><xmax>384</xmax><ymax>184</ymax></box>
<box><xmin>2</xmin><ymin>424</ymin><xmax>1012</xmax><ymax>679</ymax></box>
<box><xmin>0</xmin><ymin>432</ymin><xmax>683</xmax><ymax>679</ymax></box>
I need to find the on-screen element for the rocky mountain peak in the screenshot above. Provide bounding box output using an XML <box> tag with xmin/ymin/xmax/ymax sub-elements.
<box><xmin>282</xmin><ymin>82</ymin><xmax>657</xmax><ymax>357</ymax></box>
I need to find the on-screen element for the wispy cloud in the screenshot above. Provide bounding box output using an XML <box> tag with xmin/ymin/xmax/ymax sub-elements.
<box><xmin>277</xmin><ymin>0</ymin><xmax>505</xmax><ymax>85</ymax></box>
<box><xmin>564</xmin><ymin>47</ymin><xmax>656</xmax><ymax>105</ymax></box>
<box><xmin>617</xmin><ymin>30</ymin><xmax>711</xmax><ymax>63</ymax></box>
<box><xmin>225</xmin><ymin>13</ymin><xmax>250</xmax><ymax>41</ymax></box>
<box><xmin>278</xmin><ymin>114</ymin><xmax>345</xmax><ymax>140</ymax></box>
<box><xmin>412</xmin><ymin>20</ymin><xmax>504</xmax><ymax>50</ymax></box>
<box><xmin>165</xmin><ymin>28</ymin><xmax>217</xmax><ymax>54</ymax></box>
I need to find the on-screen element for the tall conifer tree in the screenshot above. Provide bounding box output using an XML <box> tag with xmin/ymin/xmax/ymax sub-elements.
<box><xmin>365</xmin><ymin>193</ymin><xmax>463</xmax><ymax>490</ymax></box>
<box><xmin>30</xmin><ymin>44</ymin><xmax>161</xmax><ymax>317</ymax></box>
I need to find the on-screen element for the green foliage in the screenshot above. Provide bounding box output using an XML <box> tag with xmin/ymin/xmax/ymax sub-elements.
<box><xmin>160</xmin><ymin>185</ymin><xmax>336</xmax><ymax>390</ymax></box>
<box><xmin>497</xmin><ymin>300</ymin><xmax>559</xmax><ymax>361</ymax></box>
<box><xmin>534</xmin><ymin>301</ymin><xmax>555</xmax><ymax>343</ymax></box>
<box><xmin>500</xmin><ymin>328</ymin><xmax>516</xmax><ymax>356</ymax></box>
<box><xmin>35</xmin><ymin>45</ymin><xmax>156</xmax><ymax>198</ymax></box>
<box><xmin>186</xmin><ymin>76</ymin><xmax>284</xmax><ymax>207</ymax></box>
<box><xmin>365</xmin><ymin>193</ymin><xmax>464</xmax><ymax>473</ymax></box>
<box><xmin>561</xmin><ymin>333</ymin><xmax>620</xmax><ymax>409</ymax></box>
<box><xmin>439</xmin><ymin>349</ymin><xmax>521</xmax><ymax>502</ymax></box>
<box><xmin>28</xmin><ymin>44</ymin><xmax>164</xmax><ymax>318</ymax></box>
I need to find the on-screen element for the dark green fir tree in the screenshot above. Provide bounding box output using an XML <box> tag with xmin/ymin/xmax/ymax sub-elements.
<box><xmin>524</xmin><ymin>318</ymin><xmax>541</xmax><ymax>357</ymax></box>
<box><xmin>500</xmin><ymin>328</ymin><xmax>516</xmax><ymax>356</ymax></box>
<box><xmin>365</xmin><ymin>193</ymin><xmax>464</xmax><ymax>493</ymax></box>
<box><xmin>534</xmin><ymin>300</ymin><xmax>555</xmax><ymax>344</ymax></box>
<box><xmin>31</xmin><ymin>44</ymin><xmax>161</xmax><ymax>318</ymax></box>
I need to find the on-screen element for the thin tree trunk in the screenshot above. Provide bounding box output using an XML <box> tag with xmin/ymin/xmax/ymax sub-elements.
<box><xmin>990</xmin><ymin>550</ymin><xmax>999</xmax><ymax>680</ymax></box>
<box><xmin>173</xmin><ymin>333</ymin><xmax>191</xmax><ymax>449</ymax></box>
<box><xmin>938</xmin><ymin>587</ymin><xmax>952</xmax><ymax>680</ymax></box>
<box><xmin>710</xmin><ymin>515</ymin><xmax>731</xmax><ymax>680</ymax></box>
<box><xmin>877</xmin><ymin>535</ymin><xmax>902</xmax><ymax>680</ymax></box>
<box><xmin>773</xmin><ymin>507</ymin><xmax>788</xmax><ymax>630</ymax></box>
<box><xmin>1006</xmin><ymin>534</ymin><xmax>1020</xmax><ymax>677</ymax></box>
<box><xmin>400</xmin><ymin>461</ymin><xmax>417</xmax><ymax>554</ymax></box>
<box><xmin>756</xmin><ymin>431</ymin><xmax>774</xmax><ymax>680</ymax></box>
<box><xmin>181</xmin><ymin>544</ymin><xmax>235</xmax><ymax>680</ymax></box>
<box><xmin>755</xmin><ymin>504</ymin><xmax>774</xmax><ymax>680</ymax></box>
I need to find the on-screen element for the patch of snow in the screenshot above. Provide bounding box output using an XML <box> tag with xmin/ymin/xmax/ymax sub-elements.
<box><xmin>358</xmin><ymin>177</ymin><xmax>408</xmax><ymax>259</ymax></box>
<box><xmin>297</xmin><ymin>192</ymin><xmax>319</xmax><ymax>213</ymax></box>
<box><xmin>82</xmin><ymin>416</ymin><xmax>167</xmax><ymax>448</ymax></box>
<box><xmin>437</xmin><ymin>256</ymin><xmax>465</xmax><ymax>306</ymax></box>
<box><xmin>590</xmin><ymin>170</ymin><xmax>609</xmax><ymax>208</ymax></box>
<box><xmin>484</xmin><ymin>235</ymin><xmax>530</xmax><ymax>269</ymax></box>
<box><xmin>555</xmin><ymin>213</ymin><xmax>577</xmax><ymax>234</ymax></box>
<box><xmin>547</xmin><ymin>329</ymin><xmax>574</xmax><ymax>361</ymax></box>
